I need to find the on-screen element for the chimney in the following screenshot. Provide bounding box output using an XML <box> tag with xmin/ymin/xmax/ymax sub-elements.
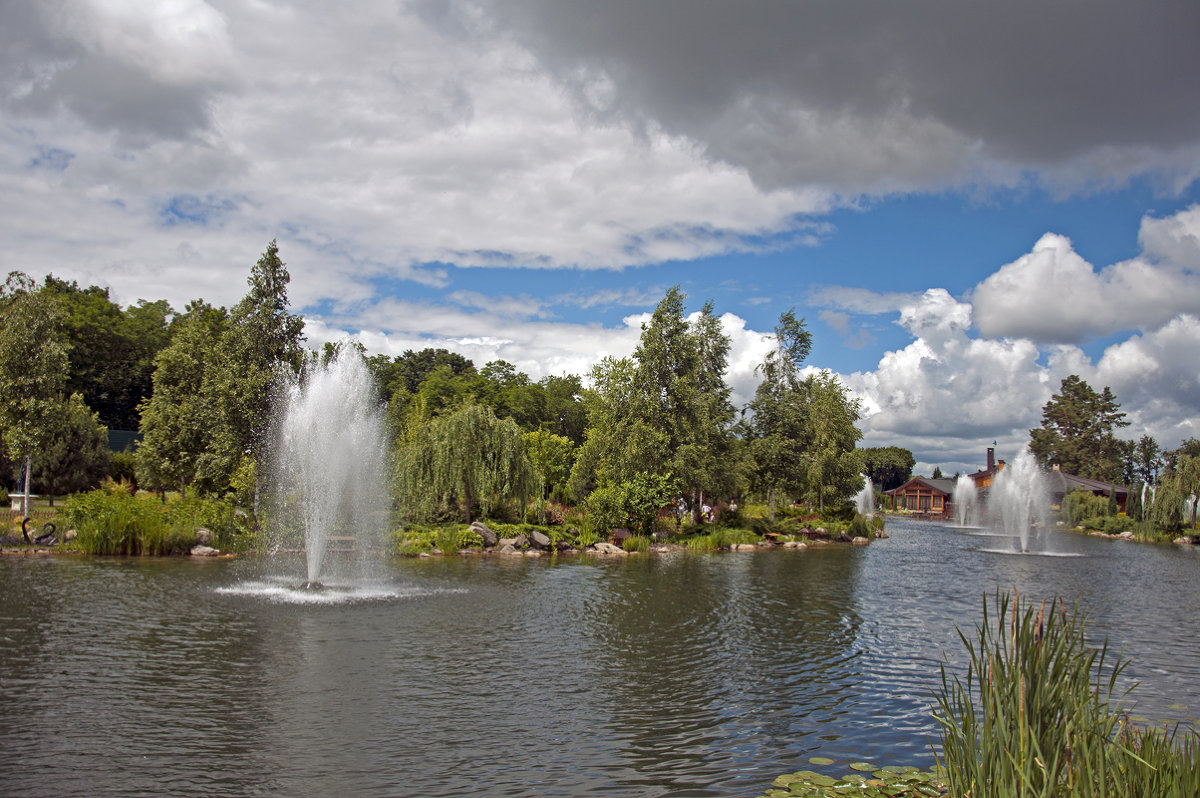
<box><xmin>986</xmin><ymin>447</ymin><xmax>995</xmax><ymax>472</ymax></box>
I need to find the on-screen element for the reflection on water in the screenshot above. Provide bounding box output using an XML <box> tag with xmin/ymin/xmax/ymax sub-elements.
<box><xmin>0</xmin><ymin>520</ymin><xmax>1197</xmax><ymax>797</ymax></box>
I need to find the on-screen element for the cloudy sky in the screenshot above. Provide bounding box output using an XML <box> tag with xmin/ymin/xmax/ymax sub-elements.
<box><xmin>4</xmin><ymin>0</ymin><xmax>1199</xmax><ymax>476</ymax></box>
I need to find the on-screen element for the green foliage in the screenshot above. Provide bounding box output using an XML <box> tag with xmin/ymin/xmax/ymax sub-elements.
<box><xmin>523</xmin><ymin>428</ymin><xmax>575</xmax><ymax>500</ymax></box>
<box><xmin>62</xmin><ymin>487</ymin><xmax>243</xmax><ymax>555</ymax></box>
<box><xmin>749</xmin><ymin>311</ymin><xmax>862</xmax><ymax>517</ymax></box>
<box><xmin>583</xmin><ymin>484</ymin><xmax>628</xmax><ymax>537</ymax></box>
<box><xmin>1030</xmin><ymin>375</ymin><xmax>1129</xmax><ymax>481</ymax></box>
<box><xmin>434</xmin><ymin>525</ymin><xmax>464</xmax><ymax>553</ymax></box>
<box><xmin>195</xmin><ymin>242</ymin><xmax>306</xmax><ymax>494</ymax></box>
<box><xmin>137</xmin><ymin>301</ymin><xmax>228</xmax><ymax>494</ymax></box>
<box><xmin>577</xmin><ymin>288</ymin><xmax>737</xmax><ymax>516</ymax></box>
<box><xmin>848</xmin><ymin>514</ymin><xmax>874</xmax><ymax>540</ymax></box>
<box><xmin>1059</xmin><ymin>489</ymin><xmax>1112</xmax><ymax>527</ymax></box>
<box><xmin>109</xmin><ymin>450</ymin><xmax>138</xmax><ymax>486</ymax></box>
<box><xmin>32</xmin><ymin>393</ymin><xmax>110</xmax><ymax>503</ymax></box>
<box><xmin>42</xmin><ymin>276</ymin><xmax>172</xmax><ymax>430</ymax></box>
<box><xmin>934</xmin><ymin>590</ymin><xmax>1200</xmax><ymax>797</ymax></box>
<box><xmin>582</xmin><ymin>472</ymin><xmax>678</xmax><ymax>537</ymax></box>
<box><xmin>861</xmin><ymin>446</ymin><xmax>916</xmax><ymax>491</ymax></box>
<box><xmin>0</xmin><ymin>272</ymin><xmax>70</xmax><ymax>515</ymax></box>
<box><xmin>1132</xmin><ymin>435</ymin><xmax>1162</xmax><ymax>485</ymax></box>
<box><xmin>396</xmin><ymin>403</ymin><xmax>539</xmax><ymax>523</ymax></box>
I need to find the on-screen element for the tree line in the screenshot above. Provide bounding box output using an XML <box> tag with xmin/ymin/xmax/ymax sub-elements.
<box><xmin>1030</xmin><ymin>373</ymin><xmax>1200</xmax><ymax>532</ymax></box>
<box><xmin>2</xmin><ymin>243</ymin><xmax>899</xmax><ymax>532</ymax></box>
<box><xmin>6</xmin><ymin>242</ymin><xmax>1193</xmax><ymax>537</ymax></box>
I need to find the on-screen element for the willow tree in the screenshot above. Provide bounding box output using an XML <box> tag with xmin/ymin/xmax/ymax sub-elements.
<box><xmin>396</xmin><ymin>403</ymin><xmax>538</xmax><ymax>523</ymax></box>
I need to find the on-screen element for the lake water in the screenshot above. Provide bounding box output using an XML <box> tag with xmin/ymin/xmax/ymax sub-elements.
<box><xmin>1</xmin><ymin>519</ymin><xmax>1197</xmax><ymax>797</ymax></box>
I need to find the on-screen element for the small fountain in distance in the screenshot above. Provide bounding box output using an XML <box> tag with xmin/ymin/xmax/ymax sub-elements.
<box><xmin>268</xmin><ymin>351</ymin><xmax>389</xmax><ymax>592</ymax></box>
<box><xmin>854</xmin><ymin>474</ymin><xmax>875</xmax><ymax>516</ymax></box>
<box><xmin>952</xmin><ymin>473</ymin><xmax>979</xmax><ymax>528</ymax></box>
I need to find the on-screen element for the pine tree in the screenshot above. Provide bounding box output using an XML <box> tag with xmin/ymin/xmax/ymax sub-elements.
<box><xmin>1029</xmin><ymin>375</ymin><xmax>1129</xmax><ymax>481</ymax></box>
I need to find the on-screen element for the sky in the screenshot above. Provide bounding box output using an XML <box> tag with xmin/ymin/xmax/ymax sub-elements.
<box><xmin>3</xmin><ymin>0</ymin><xmax>1199</xmax><ymax>477</ymax></box>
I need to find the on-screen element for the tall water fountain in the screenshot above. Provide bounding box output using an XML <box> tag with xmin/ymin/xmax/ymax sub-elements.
<box><xmin>269</xmin><ymin>352</ymin><xmax>388</xmax><ymax>588</ymax></box>
<box><xmin>985</xmin><ymin>446</ymin><xmax>1050</xmax><ymax>553</ymax></box>
<box><xmin>854</xmin><ymin>474</ymin><xmax>875</xmax><ymax>515</ymax></box>
<box><xmin>952</xmin><ymin>473</ymin><xmax>978</xmax><ymax>527</ymax></box>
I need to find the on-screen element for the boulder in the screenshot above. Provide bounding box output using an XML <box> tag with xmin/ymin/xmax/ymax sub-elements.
<box><xmin>499</xmin><ymin>534</ymin><xmax>528</xmax><ymax>549</ymax></box>
<box><xmin>190</xmin><ymin>545</ymin><xmax>220</xmax><ymax>557</ymax></box>
<box><xmin>732</xmin><ymin>543</ymin><xmax>756</xmax><ymax>552</ymax></box>
<box><xmin>851</xmin><ymin>536</ymin><xmax>870</xmax><ymax>546</ymax></box>
<box><xmin>592</xmin><ymin>542</ymin><xmax>627</xmax><ymax>555</ymax></box>
<box><xmin>1118</xmin><ymin>531</ymin><xmax>1135</xmax><ymax>540</ymax></box>
<box><xmin>470</xmin><ymin>521</ymin><xmax>498</xmax><ymax>547</ymax></box>
<box><xmin>528</xmin><ymin>530</ymin><xmax>552</xmax><ymax>550</ymax></box>
<box><xmin>782</xmin><ymin>541</ymin><xmax>807</xmax><ymax>549</ymax></box>
<box><xmin>196</xmin><ymin>527</ymin><xmax>213</xmax><ymax>545</ymax></box>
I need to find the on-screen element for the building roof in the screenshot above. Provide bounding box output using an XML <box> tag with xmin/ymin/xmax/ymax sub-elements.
<box><xmin>1044</xmin><ymin>469</ymin><xmax>1128</xmax><ymax>498</ymax></box>
<box><xmin>884</xmin><ymin>476</ymin><xmax>957</xmax><ymax>496</ymax></box>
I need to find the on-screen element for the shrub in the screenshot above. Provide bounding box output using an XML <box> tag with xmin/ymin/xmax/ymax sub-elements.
<box><xmin>848</xmin><ymin>514</ymin><xmax>874</xmax><ymax>539</ymax></box>
<box><xmin>1060</xmin><ymin>489</ymin><xmax>1111</xmax><ymax>527</ymax></box>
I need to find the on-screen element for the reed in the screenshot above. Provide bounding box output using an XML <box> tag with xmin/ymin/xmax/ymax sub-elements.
<box><xmin>934</xmin><ymin>590</ymin><xmax>1199</xmax><ymax>797</ymax></box>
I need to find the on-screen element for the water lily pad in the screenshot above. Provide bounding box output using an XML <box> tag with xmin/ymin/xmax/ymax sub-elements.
<box><xmin>809</xmin><ymin>756</ymin><xmax>835</xmax><ymax>766</ymax></box>
<box><xmin>840</xmin><ymin>773</ymin><xmax>868</xmax><ymax>783</ymax></box>
<box><xmin>794</xmin><ymin>770</ymin><xmax>838</xmax><ymax>787</ymax></box>
<box><xmin>849</xmin><ymin>762</ymin><xmax>877</xmax><ymax>771</ymax></box>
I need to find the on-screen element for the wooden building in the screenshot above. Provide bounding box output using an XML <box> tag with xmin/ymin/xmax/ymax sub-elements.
<box><xmin>885</xmin><ymin>477</ymin><xmax>957</xmax><ymax>519</ymax></box>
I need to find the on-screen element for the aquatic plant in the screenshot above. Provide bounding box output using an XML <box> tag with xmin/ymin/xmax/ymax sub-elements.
<box><xmin>933</xmin><ymin>590</ymin><xmax>1200</xmax><ymax>797</ymax></box>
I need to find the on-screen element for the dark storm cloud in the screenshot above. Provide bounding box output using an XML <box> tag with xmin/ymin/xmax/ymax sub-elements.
<box><xmin>0</xmin><ymin>2</ymin><xmax>227</xmax><ymax>142</ymax></box>
<box><xmin>470</xmin><ymin>0</ymin><xmax>1200</xmax><ymax>191</ymax></box>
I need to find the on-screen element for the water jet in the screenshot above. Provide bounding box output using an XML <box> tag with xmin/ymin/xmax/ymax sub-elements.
<box><xmin>268</xmin><ymin>352</ymin><xmax>388</xmax><ymax>588</ymax></box>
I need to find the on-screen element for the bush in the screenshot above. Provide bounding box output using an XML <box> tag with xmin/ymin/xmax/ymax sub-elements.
<box><xmin>935</xmin><ymin>590</ymin><xmax>1200</xmax><ymax>797</ymax></box>
<box><xmin>1060</xmin><ymin>489</ymin><xmax>1111</xmax><ymax>527</ymax></box>
<box><xmin>108</xmin><ymin>451</ymin><xmax>138</xmax><ymax>487</ymax></box>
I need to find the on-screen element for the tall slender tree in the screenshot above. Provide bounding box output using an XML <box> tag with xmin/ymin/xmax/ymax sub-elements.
<box><xmin>748</xmin><ymin>309</ymin><xmax>813</xmax><ymax>519</ymax></box>
<box><xmin>0</xmin><ymin>272</ymin><xmax>69</xmax><ymax>516</ymax></box>
<box><xmin>137</xmin><ymin>301</ymin><xmax>228</xmax><ymax>494</ymax></box>
<box><xmin>195</xmin><ymin>242</ymin><xmax>305</xmax><ymax>497</ymax></box>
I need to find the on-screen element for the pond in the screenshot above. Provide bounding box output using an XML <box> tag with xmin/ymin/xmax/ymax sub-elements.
<box><xmin>1</xmin><ymin>519</ymin><xmax>1197</xmax><ymax>797</ymax></box>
